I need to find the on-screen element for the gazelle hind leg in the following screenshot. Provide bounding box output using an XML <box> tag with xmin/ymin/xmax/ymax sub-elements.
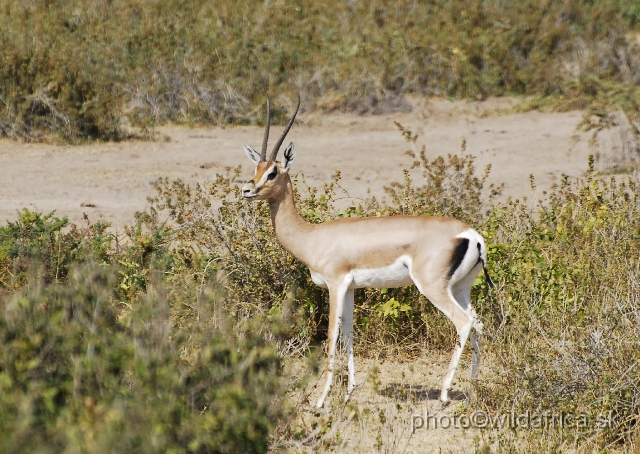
<box><xmin>440</xmin><ymin>264</ymin><xmax>482</xmax><ymax>401</ymax></box>
<box><xmin>412</xmin><ymin>272</ymin><xmax>480</xmax><ymax>403</ymax></box>
<box><xmin>413</xmin><ymin>283</ymin><xmax>475</xmax><ymax>404</ymax></box>
<box><xmin>342</xmin><ymin>289</ymin><xmax>356</xmax><ymax>400</ymax></box>
<box><xmin>450</xmin><ymin>263</ymin><xmax>483</xmax><ymax>380</ymax></box>
<box><xmin>316</xmin><ymin>278</ymin><xmax>350</xmax><ymax>408</ymax></box>
<box><xmin>470</xmin><ymin>318</ymin><xmax>483</xmax><ymax>379</ymax></box>
<box><xmin>440</xmin><ymin>310</ymin><xmax>474</xmax><ymax>403</ymax></box>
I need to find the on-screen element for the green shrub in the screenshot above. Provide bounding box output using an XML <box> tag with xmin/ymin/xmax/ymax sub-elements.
<box><xmin>0</xmin><ymin>209</ymin><xmax>111</xmax><ymax>289</ymax></box>
<box><xmin>138</xmin><ymin>127</ymin><xmax>502</xmax><ymax>353</ymax></box>
<box><xmin>136</xmin><ymin>126</ymin><xmax>640</xmax><ymax>448</ymax></box>
<box><xmin>0</xmin><ymin>263</ymin><xmax>287</xmax><ymax>453</ymax></box>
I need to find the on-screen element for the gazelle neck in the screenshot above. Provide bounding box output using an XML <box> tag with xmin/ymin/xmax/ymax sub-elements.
<box><xmin>268</xmin><ymin>174</ymin><xmax>315</xmax><ymax>265</ymax></box>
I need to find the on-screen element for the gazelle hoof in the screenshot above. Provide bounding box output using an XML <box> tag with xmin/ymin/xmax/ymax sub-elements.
<box><xmin>440</xmin><ymin>391</ymin><xmax>451</xmax><ymax>408</ymax></box>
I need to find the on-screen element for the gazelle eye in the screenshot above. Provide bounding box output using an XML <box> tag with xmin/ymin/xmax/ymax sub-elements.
<box><xmin>267</xmin><ymin>168</ymin><xmax>278</xmax><ymax>181</ymax></box>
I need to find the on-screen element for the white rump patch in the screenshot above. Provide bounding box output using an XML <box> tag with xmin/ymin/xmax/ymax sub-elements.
<box><xmin>456</xmin><ymin>228</ymin><xmax>483</xmax><ymax>244</ymax></box>
<box><xmin>448</xmin><ymin>229</ymin><xmax>483</xmax><ymax>284</ymax></box>
<box><xmin>447</xmin><ymin>228</ymin><xmax>484</xmax><ymax>310</ymax></box>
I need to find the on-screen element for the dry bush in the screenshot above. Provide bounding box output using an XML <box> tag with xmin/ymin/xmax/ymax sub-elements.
<box><xmin>2</xmin><ymin>0</ymin><xmax>640</xmax><ymax>141</ymax></box>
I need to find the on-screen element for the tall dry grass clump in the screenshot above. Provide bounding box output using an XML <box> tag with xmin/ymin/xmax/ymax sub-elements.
<box><xmin>476</xmin><ymin>161</ymin><xmax>640</xmax><ymax>449</ymax></box>
<box><xmin>1</xmin><ymin>0</ymin><xmax>640</xmax><ymax>141</ymax></box>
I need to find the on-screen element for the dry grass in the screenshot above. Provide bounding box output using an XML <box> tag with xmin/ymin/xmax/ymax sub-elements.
<box><xmin>2</xmin><ymin>0</ymin><xmax>640</xmax><ymax>142</ymax></box>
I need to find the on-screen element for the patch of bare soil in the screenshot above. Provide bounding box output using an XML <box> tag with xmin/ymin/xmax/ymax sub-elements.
<box><xmin>280</xmin><ymin>354</ymin><xmax>488</xmax><ymax>453</ymax></box>
<box><xmin>0</xmin><ymin>97</ymin><xmax>624</xmax><ymax>228</ymax></box>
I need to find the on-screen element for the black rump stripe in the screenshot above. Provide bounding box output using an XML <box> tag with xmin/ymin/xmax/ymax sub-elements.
<box><xmin>447</xmin><ymin>238</ymin><xmax>469</xmax><ymax>279</ymax></box>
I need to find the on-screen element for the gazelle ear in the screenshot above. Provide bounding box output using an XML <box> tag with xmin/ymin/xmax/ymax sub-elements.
<box><xmin>282</xmin><ymin>142</ymin><xmax>296</xmax><ymax>170</ymax></box>
<box><xmin>242</xmin><ymin>142</ymin><xmax>261</xmax><ymax>164</ymax></box>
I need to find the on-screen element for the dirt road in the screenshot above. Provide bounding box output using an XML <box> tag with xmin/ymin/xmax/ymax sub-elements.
<box><xmin>0</xmin><ymin>97</ymin><xmax>620</xmax><ymax>228</ymax></box>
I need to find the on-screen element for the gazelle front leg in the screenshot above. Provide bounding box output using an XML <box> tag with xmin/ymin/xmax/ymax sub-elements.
<box><xmin>342</xmin><ymin>288</ymin><xmax>356</xmax><ymax>400</ymax></box>
<box><xmin>316</xmin><ymin>276</ymin><xmax>351</xmax><ymax>408</ymax></box>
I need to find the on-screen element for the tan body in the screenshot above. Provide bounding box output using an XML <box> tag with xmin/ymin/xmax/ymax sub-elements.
<box><xmin>270</xmin><ymin>182</ymin><xmax>471</xmax><ymax>288</ymax></box>
<box><xmin>240</xmin><ymin>97</ymin><xmax>491</xmax><ymax>408</ymax></box>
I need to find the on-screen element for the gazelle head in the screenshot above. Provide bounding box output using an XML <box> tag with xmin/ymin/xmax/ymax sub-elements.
<box><xmin>241</xmin><ymin>95</ymin><xmax>300</xmax><ymax>200</ymax></box>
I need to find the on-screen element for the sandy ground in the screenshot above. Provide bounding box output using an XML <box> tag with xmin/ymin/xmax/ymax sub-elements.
<box><xmin>0</xmin><ymin>97</ymin><xmax>624</xmax><ymax>228</ymax></box>
<box><xmin>283</xmin><ymin>354</ymin><xmax>490</xmax><ymax>453</ymax></box>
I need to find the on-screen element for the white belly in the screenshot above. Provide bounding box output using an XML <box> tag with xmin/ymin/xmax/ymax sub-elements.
<box><xmin>310</xmin><ymin>255</ymin><xmax>414</xmax><ymax>289</ymax></box>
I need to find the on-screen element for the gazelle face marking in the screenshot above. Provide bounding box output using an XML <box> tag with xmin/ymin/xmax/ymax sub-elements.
<box><xmin>240</xmin><ymin>96</ymin><xmax>299</xmax><ymax>201</ymax></box>
<box><xmin>241</xmin><ymin>161</ymin><xmax>286</xmax><ymax>200</ymax></box>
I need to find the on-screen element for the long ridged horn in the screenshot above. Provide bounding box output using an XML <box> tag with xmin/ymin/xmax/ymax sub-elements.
<box><xmin>260</xmin><ymin>97</ymin><xmax>271</xmax><ymax>162</ymax></box>
<box><xmin>269</xmin><ymin>93</ymin><xmax>300</xmax><ymax>162</ymax></box>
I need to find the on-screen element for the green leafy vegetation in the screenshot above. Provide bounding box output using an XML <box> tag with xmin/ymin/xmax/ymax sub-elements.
<box><xmin>0</xmin><ymin>213</ymin><xmax>289</xmax><ymax>453</ymax></box>
<box><xmin>1</xmin><ymin>0</ymin><xmax>640</xmax><ymax>141</ymax></box>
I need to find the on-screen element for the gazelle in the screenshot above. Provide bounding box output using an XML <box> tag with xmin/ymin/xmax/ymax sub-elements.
<box><xmin>240</xmin><ymin>95</ymin><xmax>493</xmax><ymax>408</ymax></box>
